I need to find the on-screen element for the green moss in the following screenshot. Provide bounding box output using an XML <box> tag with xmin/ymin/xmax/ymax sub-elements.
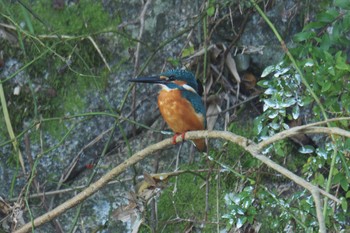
<box><xmin>9</xmin><ymin>0</ymin><xmax>116</xmax><ymax>35</ymax></box>
<box><xmin>1</xmin><ymin>0</ymin><xmax>119</xmax><ymax>142</ymax></box>
<box><xmin>150</xmin><ymin>169</ymin><xmax>220</xmax><ymax>232</ymax></box>
<box><xmin>227</xmin><ymin>120</ymin><xmax>259</xmax><ymax>169</ymax></box>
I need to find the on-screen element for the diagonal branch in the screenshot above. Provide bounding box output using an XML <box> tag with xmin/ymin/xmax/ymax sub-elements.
<box><xmin>14</xmin><ymin>129</ymin><xmax>345</xmax><ymax>233</ymax></box>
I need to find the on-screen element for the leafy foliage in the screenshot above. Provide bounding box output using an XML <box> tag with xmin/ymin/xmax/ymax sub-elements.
<box><xmin>255</xmin><ymin>63</ymin><xmax>302</xmax><ymax>138</ymax></box>
<box><xmin>222</xmin><ymin>186</ymin><xmax>257</xmax><ymax>229</ymax></box>
<box><xmin>254</xmin><ymin>1</ymin><xmax>350</xmax><ymax>231</ymax></box>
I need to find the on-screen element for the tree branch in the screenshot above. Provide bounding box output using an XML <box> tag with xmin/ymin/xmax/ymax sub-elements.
<box><xmin>14</xmin><ymin>128</ymin><xmax>346</xmax><ymax>233</ymax></box>
<box><xmin>258</xmin><ymin>125</ymin><xmax>350</xmax><ymax>150</ymax></box>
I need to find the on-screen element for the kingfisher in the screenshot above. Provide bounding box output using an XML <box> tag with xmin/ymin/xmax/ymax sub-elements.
<box><xmin>129</xmin><ymin>69</ymin><xmax>207</xmax><ymax>151</ymax></box>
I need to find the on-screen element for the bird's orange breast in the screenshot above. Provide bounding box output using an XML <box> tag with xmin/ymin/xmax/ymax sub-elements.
<box><xmin>157</xmin><ymin>89</ymin><xmax>205</xmax><ymax>133</ymax></box>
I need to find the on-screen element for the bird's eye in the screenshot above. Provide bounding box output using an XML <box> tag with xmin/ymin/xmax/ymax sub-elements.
<box><xmin>168</xmin><ymin>75</ymin><xmax>176</xmax><ymax>81</ymax></box>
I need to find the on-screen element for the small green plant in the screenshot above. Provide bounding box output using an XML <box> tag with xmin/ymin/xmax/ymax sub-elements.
<box><xmin>255</xmin><ymin>62</ymin><xmax>304</xmax><ymax>150</ymax></box>
<box><xmin>222</xmin><ymin>186</ymin><xmax>257</xmax><ymax>230</ymax></box>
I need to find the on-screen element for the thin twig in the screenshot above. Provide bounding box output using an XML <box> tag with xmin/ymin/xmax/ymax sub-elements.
<box><xmin>133</xmin><ymin>0</ymin><xmax>152</xmax><ymax>75</ymax></box>
<box><xmin>87</xmin><ymin>36</ymin><xmax>111</xmax><ymax>71</ymax></box>
<box><xmin>10</xmin><ymin>169</ymin><xmax>215</xmax><ymax>202</ymax></box>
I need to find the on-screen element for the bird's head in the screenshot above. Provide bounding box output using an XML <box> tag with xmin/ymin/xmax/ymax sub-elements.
<box><xmin>129</xmin><ymin>69</ymin><xmax>203</xmax><ymax>96</ymax></box>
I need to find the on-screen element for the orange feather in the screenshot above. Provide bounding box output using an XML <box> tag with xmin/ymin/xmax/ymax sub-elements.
<box><xmin>158</xmin><ymin>89</ymin><xmax>206</xmax><ymax>151</ymax></box>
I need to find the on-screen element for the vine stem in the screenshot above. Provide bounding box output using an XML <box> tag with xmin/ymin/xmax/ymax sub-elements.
<box><xmin>0</xmin><ymin>83</ymin><xmax>25</xmax><ymax>173</ymax></box>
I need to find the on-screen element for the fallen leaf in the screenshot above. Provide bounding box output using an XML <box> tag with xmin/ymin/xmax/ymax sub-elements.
<box><xmin>206</xmin><ymin>95</ymin><xmax>221</xmax><ymax>130</ymax></box>
<box><xmin>225</xmin><ymin>51</ymin><xmax>241</xmax><ymax>84</ymax></box>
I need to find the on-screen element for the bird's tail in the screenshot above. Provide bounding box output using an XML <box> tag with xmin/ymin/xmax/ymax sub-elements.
<box><xmin>193</xmin><ymin>139</ymin><xmax>207</xmax><ymax>152</ymax></box>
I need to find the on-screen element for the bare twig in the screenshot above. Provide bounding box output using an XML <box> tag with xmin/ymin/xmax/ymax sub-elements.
<box><xmin>131</xmin><ymin>0</ymin><xmax>152</xmax><ymax>135</ymax></box>
<box><xmin>133</xmin><ymin>0</ymin><xmax>152</xmax><ymax>75</ymax></box>
<box><xmin>87</xmin><ymin>36</ymin><xmax>111</xmax><ymax>71</ymax></box>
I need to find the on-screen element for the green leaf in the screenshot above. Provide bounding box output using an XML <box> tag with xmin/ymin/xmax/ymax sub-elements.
<box><xmin>340</xmin><ymin>177</ymin><xmax>349</xmax><ymax>191</ymax></box>
<box><xmin>303</xmin><ymin>59</ymin><xmax>314</xmax><ymax>67</ymax></box>
<box><xmin>321</xmin><ymin>81</ymin><xmax>332</xmax><ymax>92</ymax></box>
<box><xmin>181</xmin><ymin>44</ymin><xmax>195</xmax><ymax>58</ymax></box>
<box><xmin>275</xmin><ymin>144</ymin><xmax>285</xmax><ymax>157</ymax></box>
<box><xmin>254</xmin><ymin>116</ymin><xmax>264</xmax><ymax>134</ymax></box>
<box><xmin>267</xmin><ymin>110</ymin><xmax>279</xmax><ymax>119</ymax></box>
<box><xmin>264</xmin><ymin>88</ymin><xmax>277</xmax><ymax>95</ymax></box>
<box><xmin>281</xmin><ymin>98</ymin><xmax>297</xmax><ymax>107</ymax></box>
<box><xmin>303</xmin><ymin>21</ymin><xmax>326</xmax><ymax>30</ymax></box>
<box><xmin>335</xmin><ymin>0</ymin><xmax>350</xmax><ymax>9</ymax></box>
<box><xmin>207</xmin><ymin>6</ymin><xmax>215</xmax><ymax>16</ymax></box>
<box><xmin>167</xmin><ymin>57</ymin><xmax>180</xmax><ymax>67</ymax></box>
<box><xmin>335</xmin><ymin>63</ymin><xmax>350</xmax><ymax>71</ymax></box>
<box><xmin>341</xmin><ymin>197</ymin><xmax>348</xmax><ymax>212</ymax></box>
<box><xmin>303</xmin><ymin>96</ymin><xmax>314</xmax><ymax>105</ymax></box>
<box><xmin>269</xmin><ymin>122</ymin><xmax>280</xmax><ymax>130</ymax></box>
<box><xmin>261</xmin><ymin>65</ymin><xmax>275</xmax><ymax>77</ymax></box>
<box><xmin>236</xmin><ymin>216</ymin><xmax>247</xmax><ymax>229</ymax></box>
<box><xmin>343</xmin><ymin>13</ymin><xmax>350</xmax><ymax>29</ymax></box>
<box><xmin>315</xmin><ymin>173</ymin><xmax>325</xmax><ymax>186</ymax></box>
<box><xmin>346</xmin><ymin>190</ymin><xmax>350</xmax><ymax>198</ymax></box>
<box><xmin>317</xmin><ymin>10</ymin><xmax>338</xmax><ymax>23</ymax></box>
<box><xmin>299</xmin><ymin>145</ymin><xmax>315</xmax><ymax>154</ymax></box>
<box><xmin>292</xmin><ymin>105</ymin><xmax>300</xmax><ymax>119</ymax></box>
<box><xmin>333</xmin><ymin>173</ymin><xmax>348</xmax><ymax>191</ymax></box>
<box><xmin>257</xmin><ymin>80</ymin><xmax>270</xmax><ymax>88</ymax></box>
<box><xmin>293</xmin><ymin>31</ymin><xmax>314</xmax><ymax>42</ymax></box>
<box><xmin>335</xmin><ymin>52</ymin><xmax>350</xmax><ymax>71</ymax></box>
<box><xmin>320</xmin><ymin>34</ymin><xmax>331</xmax><ymax>51</ymax></box>
<box><xmin>327</xmin><ymin>66</ymin><xmax>335</xmax><ymax>76</ymax></box>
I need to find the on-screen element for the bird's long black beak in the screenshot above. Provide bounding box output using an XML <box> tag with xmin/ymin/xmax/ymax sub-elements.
<box><xmin>128</xmin><ymin>76</ymin><xmax>166</xmax><ymax>84</ymax></box>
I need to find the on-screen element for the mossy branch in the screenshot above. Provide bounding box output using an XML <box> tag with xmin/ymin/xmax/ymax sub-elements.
<box><xmin>13</xmin><ymin>123</ymin><xmax>348</xmax><ymax>233</ymax></box>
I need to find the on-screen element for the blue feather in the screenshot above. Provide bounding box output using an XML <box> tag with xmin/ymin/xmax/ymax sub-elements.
<box><xmin>160</xmin><ymin>69</ymin><xmax>199</xmax><ymax>93</ymax></box>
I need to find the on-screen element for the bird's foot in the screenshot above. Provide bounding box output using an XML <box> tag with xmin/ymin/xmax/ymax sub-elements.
<box><xmin>172</xmin><ymin>132</ymin><xmax>186</xmax><ymax>145</ymax></box>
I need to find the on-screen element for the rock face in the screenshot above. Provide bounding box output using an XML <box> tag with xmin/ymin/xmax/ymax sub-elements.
<box><xmin>0</xmin><ymin>0</ymin><xmax>311</xmax><ymax>232</ymax></box>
